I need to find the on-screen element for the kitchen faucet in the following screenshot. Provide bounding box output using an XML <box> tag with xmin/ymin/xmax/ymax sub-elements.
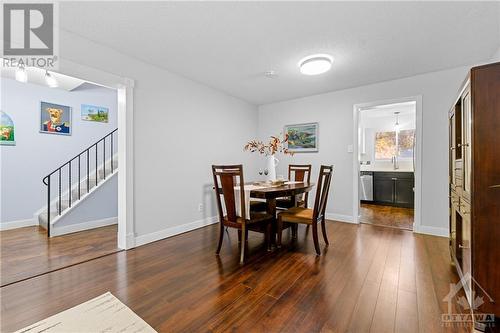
<box><xmin>391</xmin><ymin>155</ymin><xmax>399</xmax><ymax>170</ymax></box>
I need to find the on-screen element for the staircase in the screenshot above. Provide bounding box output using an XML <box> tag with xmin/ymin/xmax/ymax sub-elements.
<box><xmin>38</xmin><ymin>129</ymin><xmax>118</xmax><ymax>237</ymax></box>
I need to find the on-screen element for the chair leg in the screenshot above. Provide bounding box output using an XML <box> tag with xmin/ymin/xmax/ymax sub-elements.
<box><xmin>265</xmin><ymin>222</ymin><xmax>271</xmax><ymax>251</ymax></box>
<box><xmin>237</xmin><ymin>230</ymin><xmax>242</xmax><ymax>243</ymax></box>
<box><xmin>216</xmin><ymin>223</ymin><xmax>224</xmax><ymax>255</ymax></box>
<box><xmin>240</xmin><ymin>223</ymin><xmax>246</xmax><ymax>264</ymax></box>
<box><xmin>277</xmin><ymin>216</ymin><xmax>283</xmax><ymax>248</ymax></box>
<box><xmin>292</xmin><ymin>224</ymin><xmax>298</xmax><ymax>239</ymax></box>
<box><xmin>321</xmin><ymin>217</ymin><xmax>329</xmax><ymax>245</ymax></box>
<box><xmin>312</xmin><ymin>223</ymin><xmax>321</xmax><ymax>256</ymax></box>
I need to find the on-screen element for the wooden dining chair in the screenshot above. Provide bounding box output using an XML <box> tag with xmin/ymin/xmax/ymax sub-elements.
<box><xmin>212</xmin><ymin>165</ymin><xmax>272</xmax><ymax>263</ymax></box>
<box><xmin>276</xmin><ymin>164</ymin><xmax>312</xmax><ymax>209</ymax></box>
<box><xmin>277</xmin><ymin>165</ymin><xmax>333</xmax><ymax>255</ymax></box>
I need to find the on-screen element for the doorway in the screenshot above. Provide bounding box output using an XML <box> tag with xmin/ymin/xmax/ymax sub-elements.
<box><xmin>0</xmin><ymin>60</ymin><xmax>134</xmax><ymax>286</ymax></box>
<box><xmin>352</xmin><ymin>96</ymin><xmax>422</xmax><ymax>231</ymax></box>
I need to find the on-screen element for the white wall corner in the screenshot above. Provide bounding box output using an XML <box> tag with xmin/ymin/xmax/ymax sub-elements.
<box><xmin>414</xmin><ymin>225</ymin><xmax>449</xmax><ymax>238</ymax></box>
<box><xmin>51</xmin><ymin>217</ymin><xmax>118</xmax><ymax>237</ymax></box>
<box><xmin>491</xmin><ymin>45</ymin><xmax>500</xmax><ymax>62</ymax></box>
<box><xmin>0</xmin><ymin>218</ymin><xmax>38</xmax><ymax>231</ymax></box>
<box><xmin>134</xmin><ymin>216</ymin><xmax>219</xmax><ymax>247</ymax></box>
<box><xmin>326</xmin><ymin>213</ymin><xmax>356</xmax><ymax>224</ymax></box>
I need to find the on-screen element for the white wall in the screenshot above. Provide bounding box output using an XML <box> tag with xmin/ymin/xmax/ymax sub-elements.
<box><xmin>0</xmin><ymin>78</ymin><xmax>117</xmax><ymax>224</ymax></box>
<box><xmin>258</xmin><ymin>66</ymin><xmax>471</xmax><ymax>233</ymax></box>
<box><xmin>54</xmin><ymin>175</ymin><xmax>118</xmax><ymax>234</ymax></box>
<box><xmin>491</xmin><ymin>45</ymin><xmax>500</xmax><ymax>61</ymax></box>
<box><xmin>58</xmin><ymin>31</ymin><xmax>260</xmax><ymax>239</ymax></box>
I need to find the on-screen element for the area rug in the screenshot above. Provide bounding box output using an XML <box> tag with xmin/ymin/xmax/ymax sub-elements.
<box><xmin>15</xmin><ymin>292</ymin><xmax>157</xmax><ymax>333</ymax></box>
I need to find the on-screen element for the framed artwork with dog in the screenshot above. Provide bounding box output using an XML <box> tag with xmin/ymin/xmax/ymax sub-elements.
<box><xmin>40</xmin><ymin>102</ymin><xmax>72</xmax><ymax>136</ymax></box>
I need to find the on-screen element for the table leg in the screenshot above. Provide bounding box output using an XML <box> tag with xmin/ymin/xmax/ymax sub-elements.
<box><xmin>291</xmin><ymin>195</ymin><xmax>298</xmax><ymax>239</ymax></box>
<box><xmin>266</xmin><ymin>198</ymin><xmax>277</xmax><ymax>245</ymax></box>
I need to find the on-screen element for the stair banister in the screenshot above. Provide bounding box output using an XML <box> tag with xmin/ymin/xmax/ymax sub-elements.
<box><xmin>42</xmin><ymin>128</ymin><xmax>118</xmax><ymax>237</ymax></box>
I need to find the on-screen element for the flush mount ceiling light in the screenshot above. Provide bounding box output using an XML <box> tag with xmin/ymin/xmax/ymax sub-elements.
<box><xmin>45</xmin><ymin>71</ymin><xmax>58</xmax><ymax>88</ymax></box>
<box><xmin>299</xmin><ymin>54</ymin><xmax>333</xmax><ymax>75</ymax></box>
<box><xmin>15</xmin><ymin>65</ymin><xmax>28</xmax><ymax>83</ymax></box>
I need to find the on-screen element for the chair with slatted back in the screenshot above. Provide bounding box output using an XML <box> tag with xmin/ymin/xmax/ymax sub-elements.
<box><xmin>277</xmin><ymin>165</ymin><xmax>333</xmax><ymax>255</ymax></box>
<box><xmin>212</xmin><ymin>165</ymin><xmax>272</xmax><ymax>263</ymax></box>
<box><xmin>276</xmin><ymin>164</ymin><xmax>312</xmax><ymax>209</ymax></box>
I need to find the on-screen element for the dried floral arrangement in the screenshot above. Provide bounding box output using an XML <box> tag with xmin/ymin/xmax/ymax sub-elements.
<box><xmin>244</xmin><ymin>134</ymin><xmax>294</xmax><ymax>156</ymax></box>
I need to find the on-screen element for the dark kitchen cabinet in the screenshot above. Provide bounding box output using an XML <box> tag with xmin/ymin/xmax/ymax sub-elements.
<box><xmin>373</xmin><ymin>178</ymin><xmax>394</xmax><ymax>204</ymax></box>
<box><xmin>373</xmin><ymin>172</ymin><xmax>414</xmax><ymax>208</ymax></box>
<box><xmin>395</xmin><ymin>178</ymin><xmax>414</xmax><ymax>206</ymax></box>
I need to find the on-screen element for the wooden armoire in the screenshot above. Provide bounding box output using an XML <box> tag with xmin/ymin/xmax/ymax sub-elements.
<box><xmin>448</xmin><ymin>62</ymin><xmax>500</xmax><ymax>331</ymax></box>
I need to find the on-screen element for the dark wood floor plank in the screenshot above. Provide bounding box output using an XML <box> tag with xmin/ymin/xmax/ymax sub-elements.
<box><xmin>369</xmin><ymin>229</ymin><xmax>402</xmax><ymax>333</ymax></box>
<box><xmin>415</xmin><ymin>234</ymin><xmax>449</xmax><ymax>333</ymax></box>
<box><xmin>347</xmin><ymin>227</ymin><xmax>393</xmax><ymax>332</ymax></box>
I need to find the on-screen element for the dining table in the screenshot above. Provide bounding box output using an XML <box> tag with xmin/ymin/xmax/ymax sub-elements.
<box><xmin>250</xmin><ymin>181</ymin><xmax>315</xmax><ymax>243</ymax></box>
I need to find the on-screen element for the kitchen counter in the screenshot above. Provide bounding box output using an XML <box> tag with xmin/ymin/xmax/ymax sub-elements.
<box><xmin>360</xmin><ymin>166</ymin><xmax>414</xmax><ymax>173</ymax></box>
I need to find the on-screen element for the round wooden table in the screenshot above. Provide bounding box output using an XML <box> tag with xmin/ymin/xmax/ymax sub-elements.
<box><xmin>250</xmin><ymin>182</ymin><xmax>315</xmax><ymax>243</ymax></box>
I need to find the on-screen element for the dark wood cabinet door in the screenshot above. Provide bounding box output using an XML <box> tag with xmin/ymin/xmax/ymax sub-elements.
<box><xmin>395</xmin><ymin>178</ymin><xmax>414</xmax><ymax>207</ymax></box>
<box><xmin>373</xmin><ymin>178</ymin><xmax>394</xmax><ymax>204</ymax></box>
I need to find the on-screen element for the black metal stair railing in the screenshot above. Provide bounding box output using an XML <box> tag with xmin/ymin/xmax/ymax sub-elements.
<box><xmin>42</xmin><ymin>128</ymin><xmax>118</xmax><ymax>237</ymax></box>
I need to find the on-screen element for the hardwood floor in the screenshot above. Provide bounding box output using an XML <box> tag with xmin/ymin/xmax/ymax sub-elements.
<box><xmin>0</xmin><ymin>222</ymin><xmax>465</xmax><ymax>333</ymax></box>
<box><xmin>0</xmin><ymin>225</ymin><xmax>119</xmax><ymax>287</ymax></box>
<box><xmin>0</xmin><ymin>222</ymin><xmax>469</xmax><ymax>333</ymax></box>
<box><xmin>360</xmin><ymin>203</ymin><xmax>414</xmax><ymax>230</ymax></box>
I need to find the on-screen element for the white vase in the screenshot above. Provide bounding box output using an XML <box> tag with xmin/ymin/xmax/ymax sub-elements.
<box><xmin>265</xmin><ymin>155</ymin><xmax>279</xmax><ymax>181</ymax></box>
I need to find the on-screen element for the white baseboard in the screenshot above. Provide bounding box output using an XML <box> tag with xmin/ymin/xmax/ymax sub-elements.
<box><xmin>135</xmin><ymin>216</ymin><xmax>218</xmax><ymax>247</ymax></box>
<box><xmin>414</xmin><ymin>225</ymin><xmax>449</xmax><ymax>238</ymax></box>
<box><xmin>326</xmin><ymin>213</ymin><xmax>356</xmax><ymax>224</ymax></box>
<box><xmin>51</xmin><ymin>217</ymin><xmax>117</xmax><ymax>237</ymax></box>
<box><xmin>0</xmin><ymin>218</ymin><xmax>37</xmax><ymax>231</ymax></box>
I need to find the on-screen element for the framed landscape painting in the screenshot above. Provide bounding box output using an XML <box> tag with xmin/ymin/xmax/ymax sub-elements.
<box><xmin>81</xmin><ymin>104</ymin><xmax>109</xmax><ymax>123</ymax></box>
<box><xmin>40</xmin><ymin>102</ymin><xmax>72</xmax><ymax>136</ymax></box>
<box><xmin>284</xmin><ymin>122</ymin><xmax>319</xmax><ymax>152</ymax></box>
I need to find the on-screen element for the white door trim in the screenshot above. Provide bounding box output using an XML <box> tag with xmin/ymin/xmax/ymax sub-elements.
<box><xmin>58</xmin><ymin>58</ymin><xmax>135</xmax><ymax>249</ymax></box>
<box><xmin>352</xmin><ymin>95</ymin><xmax>422</xmax><ymax>233</ymax></box>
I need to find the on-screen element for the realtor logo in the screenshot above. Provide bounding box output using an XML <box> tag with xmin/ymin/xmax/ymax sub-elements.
<box><xmin>3</xmin><ymin>3</ymin><xmax>53</xmax><ymax>55</ymax></box>
<box><xmin>2</xmin><ymin>2</ymin><xmax>58</xmax><ymax>69</ymax></box>
<box><xmin>441</xmin><ymin>272</ymin><xmax>495</xmax><ymax>329</ymax></box>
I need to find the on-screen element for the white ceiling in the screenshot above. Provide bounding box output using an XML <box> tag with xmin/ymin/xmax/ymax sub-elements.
<box><xmin>60</xmin><ymin>2</ymin><xmax>500</xmax><ymax>105</ymax></box>
<box><xmin>1</xmin><ymin>66</ymin><xmax>86</xmax><ymax>91</ymax></box>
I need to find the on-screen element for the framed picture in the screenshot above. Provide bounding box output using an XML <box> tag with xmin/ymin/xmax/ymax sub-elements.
<box><xmin>284</xmin><ymin>122</ymin><xmax>319</xmax><ymax>152</ymax></box>
<box><xmin>40</xmin><ymin>102</ymin><xmax>72</xmax><ymax>135</ymax></box>
<box><xmin>0</xmin><ymin>111</ymin><xmax>16</xmax><ymax>146</ymax></box>
<box><xmin>81</xmin><ymin>104</ymin><xmax>109</xmax><ymax>123</ymax></box>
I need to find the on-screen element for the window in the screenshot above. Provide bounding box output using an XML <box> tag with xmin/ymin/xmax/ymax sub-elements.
<box><xmin>375</xmin><ymin>131</ymin><xmax>396</xmax><ymax>159</ymax></box>
<box><xmin>375</xmin><ymin>129</ymin><xmax>415</xmax><ymax>160</ymax></box>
